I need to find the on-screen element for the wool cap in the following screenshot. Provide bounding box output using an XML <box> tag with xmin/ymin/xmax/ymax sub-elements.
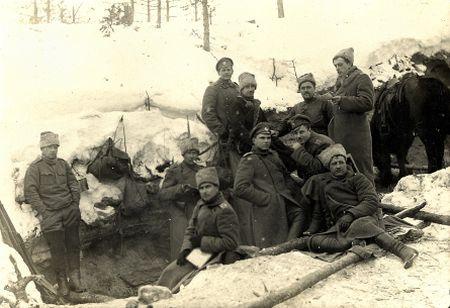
<box><xmin>238</xmin><ymin>72</ymin><xmax>257</xmax><ymax>92</ymax></box>
<box><xmin>297</xmin><ymin>73</ymin><xmax>316</xmax><ymax>89</ymax></box>
<box><xmin>196</xmin><ymin>167</ymin><xmax>220</xmax><ymax>188</ymax></box>
<box><xmin>215</xmin><ymin>57</ymin><xmax>234</xmax><ymax>72</ymax></box>
<box><xmin>40</xmin><ymin>131</ymin><xmax>60</xmax><ymax>148</ymax></box>
<box><xmin>289</xmin><ymin>114</ymin><xmax>312</xmax><ymax>130</ymax></box>
<box><xmin>179</xmin><ymin>137</ymin><xmax>200</xmax><ymax>155</ymax></box>
<box><xmin>318</xmin><ymin>143</ymin><xmax>347</xmax><ymax>168</ymax></box>
<box><xmin>333</xmin><ymin>47</ymin><xmax>354</xmax><ymax>65</ymax></box>
<box><xmin>250</xmin><ymin>122</ymin><xmax>272</xmax><ymax>139</ymax></box>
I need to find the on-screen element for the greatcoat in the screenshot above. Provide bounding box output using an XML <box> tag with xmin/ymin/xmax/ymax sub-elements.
<box><xmin>328</xmin><ymin>66</ymin><xmax>375</xmax><ymax>182</ymax></box>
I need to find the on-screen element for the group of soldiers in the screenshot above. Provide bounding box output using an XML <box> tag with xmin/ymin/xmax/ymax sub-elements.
<box><xmin>23</xmin><ymin>47</ymin><xmax>419</xmax><ymax>298</ymax></box>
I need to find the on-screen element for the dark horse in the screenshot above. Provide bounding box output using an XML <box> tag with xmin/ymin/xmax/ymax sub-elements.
<box><xmin>371</xmin><ymin>74</ymin><xmax>450</xmax><ymax>186</ymax></box>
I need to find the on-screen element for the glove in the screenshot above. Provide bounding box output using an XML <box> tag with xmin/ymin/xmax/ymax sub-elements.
<box><xmin>337</xmin><ymin>214</ymin><xmax>354</xmax><ymax>232</ymax></box>
<box><xmin>190</xmin><ymin>235</ymin><xmax>202</xmax><ymax>248</ymax></box>
<box><xmin>176</xmin><ymin>249</ymin><xmax>191</xmax><ymax>266</ymax></box>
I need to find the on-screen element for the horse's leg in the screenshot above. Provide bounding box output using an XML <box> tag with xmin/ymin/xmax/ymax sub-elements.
<box><xmin>419</xmin><ymin>130</ymin><xmax>444</xmax><ymax>173</ymax></box>
<box><xmin>397</xmin><ymin>135</ymin><xmax>414</xmax><ymax>178</ymax></box>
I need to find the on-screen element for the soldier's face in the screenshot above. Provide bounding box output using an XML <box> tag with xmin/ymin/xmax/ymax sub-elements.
<box><xmin>218</xmin><ymin>67</ymin><xmax>233</xmax><ymax>80</ymax></box>
<box><xmin>299</xmin><ymin>82</ymin><xmax>315</xmax><ymax>100</ymax></box>
<box><xmin>41</xmin><ymin>145</ymin><xmax>59</xmax><ymax>159</ymax></box>
<box><xmin>333</xmin><ymin>58</ymin><xmax>351</xmax><ymax>77</ymax></box>
<box><xmin>183</xmin><ymin>150</ymin><xmax>199</xmax><ymax>165</ymax></box>
<box><xmin>241</xmin><ymin>84</ymin><xmax>257</xmax><ymax>98</ymax></box>
<box><xmin>293</xmin><ymin>125</ymin><xmax>311</xmax><ymax>144</ymax></box>
<box><xmin>199</xmin><ymin>183</ymin><xmax>219</xmax><ymax>202</ymax></box>
<box><xmin>329</xmin><ymin>155</ymin><xmax>347</xmax><ymax>177</ymax></box>
<box><xmin>253</xmin><ymin>133</ymin><xmax>271</xmax><ymax>151</ymax></box>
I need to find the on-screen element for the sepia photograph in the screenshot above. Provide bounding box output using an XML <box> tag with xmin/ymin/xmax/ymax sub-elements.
<box><xmin>0</xmin><ymin>0</ymin><xmax>449</xmax><ymax>307</ymax></box>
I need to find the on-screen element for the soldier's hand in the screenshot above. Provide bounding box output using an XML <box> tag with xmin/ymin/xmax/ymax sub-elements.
<box><xmin>292</xmin><ymin>142</ymin><xmax>303</xmax><ymax>150</ymax></box>
<box><xmin>176</xmin><ymin>249</ymin><xmax>191</xmax><ymax>266</ymax></box>
<box><xmin>337</xmin><ymin>214</ymin><xmax>354</xmax><ymax>232</ymax></box>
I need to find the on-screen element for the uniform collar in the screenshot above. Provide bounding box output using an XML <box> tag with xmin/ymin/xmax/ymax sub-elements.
<box><xmin>198</xmin><ymin>192</ymin><xmax>225</xmax><ymax>208</ymax></box>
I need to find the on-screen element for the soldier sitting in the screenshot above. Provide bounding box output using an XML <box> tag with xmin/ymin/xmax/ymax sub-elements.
<box><xmin>288</xmin><ymin>114</ymin><xmax>334</xmax><ymax>180</ymax></box>
<box><xmin>156</xmin><ymin>167</ymin><xmax>240</xmax><ymax>291</ymax></box>
<box><xmin>287</xmin><ymin>144</ymin><xmax>418</xmax><ymax>268</ymax></box>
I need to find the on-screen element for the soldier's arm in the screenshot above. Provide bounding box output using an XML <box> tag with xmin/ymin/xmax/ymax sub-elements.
<box><xmin>180</xmin><ymin>204</ymin><xmax>200</xmax><ymax>251</ymax></box>
<box><xmin>158</xmin><ymin>167</ymin><xmax>185</xmax><ymax>201</ymax></box>
<box><xmin>65</xmin><ymin>161</ymin><xmax>80</xmax><ymax>205</ymax></box>
<box><xmin>347</xmin><ymin>174</ymin><xmax>379</xmax><ymax>219</ymax></box>
<box><xmin>23</xmin><ymin>165</ymin><xmax>46</xmax><ymax>214</ymax></box>
<box><xmin>338</xmin><ymin>74</ymin><xmax>374</xmax><ymax>113</ymax></box>
<box><xmin>201</xmin><ymin>86</ymin><xmax>226</xmax><ymax>136</ymax></box>
<box><xmin>290</xmin><ymin>145</ymin><xmax>325</xmax><ymax>177</ymax></box>
<box><xmin>323</xmin><ymin>99</ymin><xmax>335</xmax><ymax>125</ymax></box>
<box><xmin>233</xmin><ymin>156</ymin><xmax>271</xmax><ymax>206</ymax></box>
<box><xmin>201</xmin><ymin>205</ymin><xmax>239</xmax><ymax>253</ymax></box>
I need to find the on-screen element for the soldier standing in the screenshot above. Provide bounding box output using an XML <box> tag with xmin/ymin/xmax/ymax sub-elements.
<box><xmin>24</xmin><ymin>131</ymin><xmax>84</xmax><ymax>296</ymax></box>
<box><xmin>201</xmin><ymin>57</ymin><xmax>240</xmax><ymax>168</ymax></box>
<box><xmin>159</xmin><ymin>137</ymin><xmax>202</xmax><ymax>261</ymax></box>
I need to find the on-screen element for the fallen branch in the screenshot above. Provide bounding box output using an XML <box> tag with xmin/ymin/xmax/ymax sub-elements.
<box><xmin>242</xmin><ymin>244</ymin><xmax>378</xmax><ymax>308</ymax></box>
<box><xmin>381</xmin><ymin>203</ymin><xmax>450</xmax><ymax>226</ymax></box>
<box><xmin>393</xmin><ymin>202</ymin><xmax>426</xmax><ymax>218</ymax></box>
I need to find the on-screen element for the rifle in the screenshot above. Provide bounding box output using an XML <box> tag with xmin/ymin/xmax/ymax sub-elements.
<box><xmin>0</xmin><ymin>200</ymin><xmax>61</xmax><ymax>303</ymax></box>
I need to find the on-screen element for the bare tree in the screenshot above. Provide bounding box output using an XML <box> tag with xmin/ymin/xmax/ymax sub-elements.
<box><xmin>192</xmin><ymin>0</ymin><xmax>199</xmax><ymax>21</ymax></box>
<box><xmin>58</xmin><ymin>1</ymin><xmax>67</xmax><ymax>23</ymax></box>
<box><xmin>209</xmin><ymin>5</ymin><xmax>215</xmax><ymax>25</ymax></box>
<box><xmin>201</xmin><ymin>0</ymin><xmax>210</xmax><ymax>51</ymax></box>
<box><xmin>30</xmin><ymin>0</ymin><xmax>40</xmax><ymax>24</ymax></box>
<box><xmin>45</xmin><ymin>0</ymin><xmax>51</xmax><ymax>22</ymax></box>
<box><xmin>147</xmin><ymin>0</ymin><xmax>151</xmax><ymax>22</ymax></box>
<box><xmin>157</xmin><ymin>0</ymin><xmax>162</xmax><ymax>28</ymax></box>
<box><xmin>130</xmin><ymin>0</ymin><xmax>135</xmax><ymax>24</ymax></box>
<box><xmin>71</xmin><ymin>2</ymin><xmax>82</xmax><ymax>24</ymax></box>
<box><xmin>165</xmin><ymin>0</ymin><xmax>169</xmax><ymax>22</ymax></box>
<box><xmin>277</xmin><ymin>0</ymin><xmax>284</xmax><ymax>18</ymax></box>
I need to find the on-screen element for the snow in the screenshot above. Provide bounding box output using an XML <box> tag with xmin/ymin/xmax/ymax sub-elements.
<box><xmin>0</xmin><ymin>0</ymin><xmax>449</xmax><ymax>306</ymax></box>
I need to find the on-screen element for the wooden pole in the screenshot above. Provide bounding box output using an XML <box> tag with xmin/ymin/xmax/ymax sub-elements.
<box><xmin>381</xmin><ymin>203</ymin><xmax>450</xmax><ymax>226</ymax></box>
<box><xmin>157</xmin><ymin>0</ymin><xmax>161</xmax><ymax>28</ymax></box>
<box><xmin>277</xmin><ymin>0</ymin><xmax>284</xmax><ymax>18</ymax></box>
<box><xmin>393</xmin><ymin>202</ymin><xmax>426</xmax><ymax>218</ymax></box>
<box><xmin>147</xmin><ymin>0</ymin><xmax>151</xmax><ymax>22</ymax></box>
<box><xmin>242</xmin><ymin>244</ymin><xmax>378</xmax><ymax>308</ymax></box>
<box><xmin>166</xmin><ymin>0</ymin><xmax>170</xmax><ymax>22</ymax></box>
<box><xmin>46</xmin><ymin>0</ymin><xmax>51</xmax><ymax>23</ymax></box>
<box><xmin>201</xmin><ymin>0</ymin><xmax>210</xmax><ymax>51</ymax></box>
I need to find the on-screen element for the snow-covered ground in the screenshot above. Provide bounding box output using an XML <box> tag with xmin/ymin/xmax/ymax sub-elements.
<box><xmin>0</xmin><ymin>0</ymin><xmax>449</xmax><ymax>306</ymax></box>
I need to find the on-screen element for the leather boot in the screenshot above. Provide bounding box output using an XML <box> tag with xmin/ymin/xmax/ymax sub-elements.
<box><xmin>56</xmin><ymin>271</ymin><xmax>70</xmax><ymax>297</ymax></box>
<box><xmin>308</xmin><ymin>235</ymin><xmax>352</xmax><ymax>253</ymax></box>
<box><xmin>65</xmin><ymin>225</ymin><xmax>86</xmax><ymax>293</ymax></box>
<box><xmin>374</xmin><ymin>232</ymin><xmax>419</xmax><ymax>269</ymax></box>
<box><xmin>44</xmin><ymin>231</ymin><xmax>69</xmax><ymax>296</ymax></box>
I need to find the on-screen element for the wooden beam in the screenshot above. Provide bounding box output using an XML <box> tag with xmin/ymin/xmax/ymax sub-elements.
<box><xmin>381</xmin><ymin>203</ymin><xmax>450</xmax><ymax>226</ymax></box>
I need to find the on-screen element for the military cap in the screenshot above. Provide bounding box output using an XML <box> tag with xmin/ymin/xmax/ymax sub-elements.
<box><xmin>179</xmin><ymin>137</ymin><xmax>200</xmax><ymax>155</ymax></box>
<box><xmin>289</xmin><ymin>114</ymin><xmax>312</xmax><ymax>130</ymax></box>
<box><xmin>318</xmin><ymin>143</ymin><xmax>347</xmax><ymax>168</ymax></box>
<box><xmin>333</xmin><ymin>47</ymin><xmax>354</xmax><ymax>65</ymax></box>
<box><xmin>196</xmin><ymin>167</ymin><xmax>220</xmax><ymax>188</ymax></box>
<box><xmin>297</xmin><ymin>73</ymin><xmax>316</xmax><ymax>90</ymax></box>
<box><xmin>40</xmin><ymin>131</ymin><xmax>60</xmax><ymax>148</ymax></box>
<box><xmin>215</xmin><ymin>57</ymin><xmax>234</xmax><ymax>72</ymax></box>
<box><xmin>250</xmin><ymin>122</ymin><xmax>272</xmax><ymax>139</ymax></box>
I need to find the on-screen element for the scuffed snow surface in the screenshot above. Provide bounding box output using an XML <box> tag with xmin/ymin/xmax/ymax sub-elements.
<box><xmin>0</xmin><ymin>242</ymin><xmax>42</xmax><ymax>307</ymax></box>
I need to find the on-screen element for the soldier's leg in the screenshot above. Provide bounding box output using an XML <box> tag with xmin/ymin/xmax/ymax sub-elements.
<box><xmin>62</xmin><ymin>206</ymin><xmax>85</xmax><ymax>292</ymax></box>
<box><xmin>308</xmin><ymin>234</ymin><xmax>353</xmax><ymax>253</ymax></box>
<box><xmin>42</xmin><ymin>210</ymin><xmax>69</xmax><ymax>296</ymax></box>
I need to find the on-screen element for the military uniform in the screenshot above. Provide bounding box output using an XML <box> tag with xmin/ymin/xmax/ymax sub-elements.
<box><xmin>290</xmin><ymin>131</ymin><xmax>334</xmax><ymax>180</ymax></box>
<box><xmin>288</xmin><ymin>97</ymin><xmax>334</xmax><ymax>136</ymax></box>
<box><xmin>24</xmin><ymin>155</ymin><xmax>82</xmax><ymax>294</ymax></box>
<box><xmin>234</xmin><ymin>148</ymin><xmax>301</xmax><ymax>248</ymax></box>
<box><xmin>157</xmin><ymin>193</ymin><xmax>240</xmax><ymax>290</ymax></box>
<box><xmin>159</xmin><ymin>161</ymin><xmax>202</xmax><ymax>260</ymax></box>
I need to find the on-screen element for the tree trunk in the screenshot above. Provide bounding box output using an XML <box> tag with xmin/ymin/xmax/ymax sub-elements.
<box><xmin>46</xmin><ymin>0</ymin><xmax>51</xmax><ymax>23</ymax></box>
<box><xmin>166</xmin><ymin>0</ymin><xmax>170</xmax><ymax>22</ymax></box>
<box><xmin>244</xmin><ymin>244</ymin><xmax>378</xmax><ymax>308</ymax></box>
<box><xmin>381</xmin><ymin>203</ymin><xmax>450</xmax><ymax>226</ymax></box>
<box><xmin>194</xmin><ymin>0</ymin><xmax>198</xmax><ymax>21</ymax></box>
<box><xmin>130</xmin><ymin>0</ymin><xmax>135</xmax><ymax>24</ymax></box>
<box><xmin>147</xmin><ymin>0</ymin><xmax>151</xmax><ymax>22</ymax></box>
<box><xmin>157</xmin><ymin>0</ymin><xmax>161</xmax><ymax>28</ymax></box>
<box><xmin>201</xmin><ymin>0</ymin><xmax>210</xmax><ymax>51</ymax></box>
<box><xmin>277</xmin><ymin>0</ymin><xmax>284</xmax><ymax>18</ymax></box>
<box><xmin>208</xmin><ymin>5</ymin><xmax>212</xmax><ymax>25</ymax></box>
<box><xmin>72</xmin><ymin>5</ymin><xmax>75</xmax><ymax>23</ymax></box>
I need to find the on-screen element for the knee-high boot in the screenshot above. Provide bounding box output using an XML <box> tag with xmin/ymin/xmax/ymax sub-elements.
<box><xmin>65</xmin><ymin>225</ymin><xmax>86</xmax><ymax>292</ymax></box>
<box><xmin>309</xmin><ymin>235</ymin><xmax>353</xmax><ymax>253</ymax></box>
<box><xmin>43</xmin><ymin>231</ymin><xmax>69</xmax><ymax>296</ymax></box>
<box><xmin>374</xmin><ymin>232</ymin><xmax>418</xmax><ymax>269</ymax></box>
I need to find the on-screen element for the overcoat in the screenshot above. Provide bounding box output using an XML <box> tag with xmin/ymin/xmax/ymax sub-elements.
<box><xmin>288</xmin><ymin>97</ymin><xmax>334</xmax><ymax>136</ymax></box>
<box><xmin>328</xmin><ymin>66</ymin><xmax>375</xmax><ymax>182</ymax></box>
<box><xmin>159</xmin><ymin>161</ymin><xmax>201</xmax><ymax>260</ymax></box>
<box><xmin>234</xmin><ymin>148</ymin><xmax>300</xmax><ymax>248</ymax></box>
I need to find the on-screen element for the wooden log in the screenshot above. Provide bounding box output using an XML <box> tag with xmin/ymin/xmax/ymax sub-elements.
<box><xmin>242</xmin><ymin>244</ymin><xmax>378</xmax><ymax>308</ymax></box>
<box><xmin>256</xmin><ymin>238</ymin><xmax>306</xmax><ymax>257</ymax></box>
<box><xmin>381</xmin><ymin>203</ymin><xmax>450</xmax><ymax>226</ymax></box>
<box><xmin>394</xmin><ymin>202</ymin><xmax>426</xmax><ymax>218</ymax></box>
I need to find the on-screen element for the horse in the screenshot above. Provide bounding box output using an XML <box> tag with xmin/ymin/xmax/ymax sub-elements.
<box><xmin>371</xmin><ymin>74</ymin><xmax>450</xmax><ymax>186</ymax></box>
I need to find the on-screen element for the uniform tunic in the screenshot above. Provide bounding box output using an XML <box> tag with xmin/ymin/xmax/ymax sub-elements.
<box><xmin>24</xmin><ymin>157</ymin><xmax>81</xmax><ymax>232</ymax></box>
<box><xmin>159</xmin><ymin>161</ymin><xmax>202</xmax><ymax>260</ymax></box>
<box><xmin>288</xmin><ymin>97</ymin><xmax>334</xmax><ymax>136</ymax></box>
